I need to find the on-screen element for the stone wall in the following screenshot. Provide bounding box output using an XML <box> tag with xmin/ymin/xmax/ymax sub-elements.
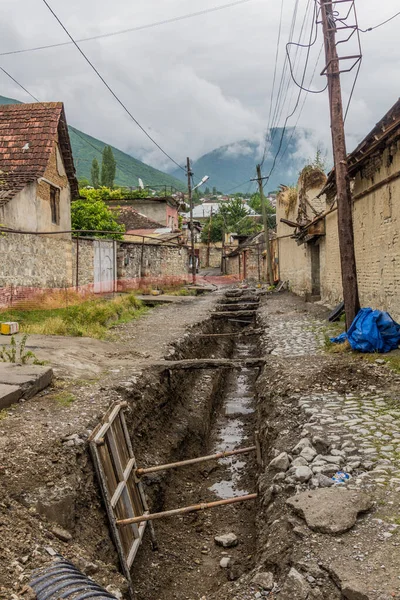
<box><xmin>118</xmin><ymin>242</ymin><xmax>189</xmax><ymax>290</ymax></box>
<box><xmin>0</xmin><ymin>232</ymin><xmax>73</xmax><ymax>306</ymax></box>
<box><xmin>0</xmin><ymin>233</ymin><xmax>190</xmax><ymax>307</ymax></box>
<box><xmin>198</xmin><ymin>245</ymin><xmax>222</xmax><ymax>269</ymax></box>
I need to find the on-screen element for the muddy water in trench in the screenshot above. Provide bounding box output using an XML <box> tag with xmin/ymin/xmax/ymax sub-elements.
<box><xmin>132</xmin><ymin>334</ymin><xmax>259</xmax><ymax>600</ymax></box>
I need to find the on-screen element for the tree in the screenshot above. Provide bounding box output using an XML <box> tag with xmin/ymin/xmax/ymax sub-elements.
<box><xmin>236</xmin><ymin>217</ymin><xmax>263</xmax><ymax>236</ymax></box>
<box><xmin>91</xmin><ymin>158</ymin><xmax>100</xmax><ymax>188</ymax></box>
<box><xmin>220</xmin><ymin>198</ymin><xmax>248</xmax><ymax>229</ymax></box>
<box><xmin>78</xmin><ymin>177</ymin><xmax>91</xmax><ymax>189</ymax></box>
<box><xmin>204</xmin><ymin>186</ymin><xmax>211</xmax><ymax>196</ymax></box>
<box><xmin>71</xmin><ymin>197</ymin><xmax>125</xmax><ymax>240</ymax></box>
<box><xmin>248</xmin><ymin>192</ymin><xmax>276</xmax><ymax>229</ymax></box>
<box><xmin>200</xmin><ymin>214</ymin><xmax>224</xmax><ymax>243</ymax></box>
<box><xmin>101</xmin><ymin>146</ymin><xmax>117</xmax><ymax>188</ymax></box>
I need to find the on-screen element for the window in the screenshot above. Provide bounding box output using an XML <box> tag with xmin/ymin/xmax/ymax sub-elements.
<box><xmin>50</xmin><ymin>186</ymin><xmax>60</xmax><ymax>225</ymax></box>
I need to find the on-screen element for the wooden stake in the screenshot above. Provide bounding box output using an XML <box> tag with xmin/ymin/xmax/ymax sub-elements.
<box><xmin>136</xmin><ymin>446</ymin><xmax>256</xmax><ymax>476</ymax></box>
<box><xmin>149</xmin><ymin>357</ymin><xmax>266</xmax><ymax>370</ymax></box>
<box><xmin>117</xmin><ymin>494</ymin><xmax>258</xmax><ymax>526</ymax></box>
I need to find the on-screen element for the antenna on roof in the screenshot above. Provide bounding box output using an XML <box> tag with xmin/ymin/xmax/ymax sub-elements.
<box><xmin>138</xmin><ymin>178</ymin><xmax>144</xmax><ymax>190</ymax></box>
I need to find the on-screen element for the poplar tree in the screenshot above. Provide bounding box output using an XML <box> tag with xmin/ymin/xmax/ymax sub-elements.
<box><xmin>91</xmin><ymin>158</ymin><xmax>100</xmax><ymax>188</ymax></box>
<box><xmin>101</xmin><ymin>145</ymin><xmax>117</xmax><ymax>188</ymax></box>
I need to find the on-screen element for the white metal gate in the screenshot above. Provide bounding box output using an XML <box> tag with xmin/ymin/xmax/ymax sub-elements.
<box><xmin>94</xmin><ymin>240</ymin><xmax>116</xmax><ymax>293</ymax></box>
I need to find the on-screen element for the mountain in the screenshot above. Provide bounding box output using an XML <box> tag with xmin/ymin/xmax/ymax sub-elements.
<box><xmin>174</xmin><ymin>129</ymin><xmax>303</xmax><ymax>194</ymax></box>
<box><xmin>0</xmin><ymin>95</ymin><xmax>185</xmax><ymax>192</ymax></box>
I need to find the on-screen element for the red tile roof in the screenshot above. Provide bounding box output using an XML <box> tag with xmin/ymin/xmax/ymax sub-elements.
<box><xmin>0</xmin><ymin>102</ymin><xmax>78</xmax><ymax>205</ymax></box>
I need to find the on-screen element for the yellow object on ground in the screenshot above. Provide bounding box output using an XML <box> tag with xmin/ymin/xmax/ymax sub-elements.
<box><xmin>0</xmin><ymin>322</ymin><xmax>19</xmax><ymax>335</ymax></box>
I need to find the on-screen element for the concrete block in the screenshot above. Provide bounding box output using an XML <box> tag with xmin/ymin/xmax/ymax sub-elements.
<box><xmin>0</xmin><ymin>364</ymin><xmax>53</xmax><ymax>399</ymax></box>
<box><xmin>0</xmin><ymin>383</ymin><xmax>22</xmax><ymax>409</ymax></box>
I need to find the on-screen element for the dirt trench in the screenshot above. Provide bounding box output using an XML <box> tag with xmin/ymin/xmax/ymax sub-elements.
<box><xmin>0</xmin><ymin>291</ymin><xmax>266</xmax><ymax>599</ymax></box>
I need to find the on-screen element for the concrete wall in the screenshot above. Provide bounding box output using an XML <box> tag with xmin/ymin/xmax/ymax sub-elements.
<box><xmin>0</xmin><ymin>142</ymin><xmax>72</xmax><ymax>239</ymax></box>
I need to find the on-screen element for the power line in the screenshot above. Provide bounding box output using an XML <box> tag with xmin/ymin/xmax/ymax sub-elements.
<box><xmin>264</xmin><ymin>0</ymin><xmax>318</xmax><ymax>186</ymax></box>
<box><xmin>41</xmin><ymin>0</ymin><xmax>185</xmax><ymax>172</ymax></box>
<box><xmin>0</xmin><ymin>0</ymin><xmax>256</xmax><ymax>58</ymax></box>
<box><xmin>0</xmin><ymin>65</ymin><xmax>178</xmax><ymax>188</ymax></box>
<box><xmin>261</xmin><ymin>0</ymin><xmax>285</xmax><ymax>167</ymax></box>
<box><xmin>358</xmin><ymin>10</ymin><xmax>400</xmax><ymax>33</ymax></box>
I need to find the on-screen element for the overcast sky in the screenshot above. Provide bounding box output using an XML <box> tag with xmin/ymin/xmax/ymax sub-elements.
<box><xmin>0</xmin><ymin>0</ymin><xmax>398</xmax><ymax>174</ymax></box>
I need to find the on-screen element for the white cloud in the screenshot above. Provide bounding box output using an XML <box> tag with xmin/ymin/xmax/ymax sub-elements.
<box><xmin>0</xmin><ymin>0</ymin><xmax>399</xmax><ymax>175</ymax></box>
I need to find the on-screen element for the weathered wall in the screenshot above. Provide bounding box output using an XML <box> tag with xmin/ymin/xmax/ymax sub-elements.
<box><xmin>277</xmin><ymin>144</ymin><xmax>400</xmax><ymax>320</ymax></box>
<box><xmin>125</xmin><ymin>199</ymin><xmax>168</xmax><ymax>227</ymax></box>
<box><xmin>118</xmin><ymin>242</ymin><xmax>190</xmax><ymax>290</ymax></box>
<box><xmin>277</xmin><ymin>187</ymin><xmax>313</xmax><ymax>296</ymax></box>
<box><xmin>320</xmin><ymin>142</ymin><xmax>400</xmax><ymax>319</ymax></box>
<box><xmin>0</xmin><ymin>142</ymin><xmax>72</xmax><ymax>238</ymax></box>
<box><xmin>198</xmin><ymin>244</ymin><xmax>222</xmax><ymax>269</ymax></box>
<box><xmin>71</xmin><ymin>238</ymin><xmax>96</xmax><ymax>288</ymax></box>
<box><xmin>0</xmin><ymin>232</ymin><xmax>73</xmax><ymax>305</ymax></box>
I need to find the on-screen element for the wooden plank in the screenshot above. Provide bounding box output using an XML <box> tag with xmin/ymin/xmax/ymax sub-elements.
<box><xmin>149</xmin><ymin>357</ymin><xmax>265</xmax><ymax>371</ymax></box>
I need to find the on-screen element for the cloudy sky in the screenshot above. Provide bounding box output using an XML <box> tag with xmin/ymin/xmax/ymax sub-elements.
<box><xmin>0</xmin><ymin>0</ymin><xmax>398</xmax><ymax>173</ymax></box>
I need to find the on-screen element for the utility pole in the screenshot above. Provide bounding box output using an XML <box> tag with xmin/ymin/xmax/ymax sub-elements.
<box><xmin>256</xmin><ymin>164</ymin><xmax>274</xmax><ymax>285</ymax></box>
<box><xmin>187</xmin><ymin>157</ymin><xmax>196</xmax><ymax>284</ymax></box>
<box><xmin>320</xmin><ymin>0</ymin><xmax>360</xmax><ymax>328</ymax></box>
<box><xmin>207</xmin><ymin>207</ymin><xmax>213</xmax><ymax>267</ymax></box>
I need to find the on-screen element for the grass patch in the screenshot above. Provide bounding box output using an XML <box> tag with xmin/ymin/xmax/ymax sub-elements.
<box><xmin>53</xmin><ymin>391</ymin><xmax>76</xmax><ymax>406</ymax></box>
<box><xmin>168</xmin><ymin>288</ymin><xmax>197</xmax><ymax>297</ymax></box>
<box><xmin>0</xmin><ymin>293</ymin><xmax>147</xmax><ymax>339</ymax></box>
<box><xmin>0</xmin><ymin>409</ymin><xmax>9</xmax><ymax>421</ymax></box>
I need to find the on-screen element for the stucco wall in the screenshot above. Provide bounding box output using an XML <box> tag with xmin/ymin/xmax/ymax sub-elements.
<box><xmin>276</xmin><ymin>183</ymin><xmax>324</xmax><ymax>296</ymax></box>
<box><xmin>0</xmin><ymin>142</ymin><xmax>71</xmax><ymax>238</ymax></box>
<box><xmin>320</xmin><ymin>142</ymin><xmax>400</xmax><ymax>320</ymax></box>
<box><xmin>127</xmin><ymin>200</ymin><xmax>168</xmax><ymax>226</ymax></box>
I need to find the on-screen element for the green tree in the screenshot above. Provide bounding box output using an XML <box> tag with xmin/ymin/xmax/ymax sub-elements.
<box><xmin>220</xmin><ymin>198</ymin><xmax>248</xmax><ymax>229</ymax></box>
<box><xmin>200</xmin><ymin>214</ymin><xmax>224</xmax><ymax>243</ymax></box>
<box><xmin>101</xmin><ymin>146</ymin><xmax>117</xmax><ymax>188</ymax></box>
<box><xmin>71</xmin><ymin>197</ymin><xmax>125</xmax><ymax>240</ymax></box>
<box><xmin>91</xmin><ymin>158</ymin><xmax>100</xmax><ymax>188</ymax></box>
<box><xmin>248</xmin><ymin>193</ymin><xmax>276</xmax><ymax>229</ymax></box>
<box><xmin>204</xmin><ymin>186</ymin><xmax>211</xmax><ymax>196</ymax></box>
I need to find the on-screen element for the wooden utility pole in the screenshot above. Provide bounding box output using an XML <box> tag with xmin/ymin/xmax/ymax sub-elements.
<box><xmin>207</xmin><ymin>207</ymin><xmax>213</xmax><ymax>267</ymax></box>
<box><xmin>256</xmin><ymin>164</ymin><xmax>274</xmax><ymax>285</ymax></box>
<box><xmin>320</xmin><ymin>0</ymin><xmax>360</xmax><ymax>328</ymax></box>
<box><xmin>187</xmin><ymin>157</ymin><xmax>196</xmax><ymax>284</ymax></box>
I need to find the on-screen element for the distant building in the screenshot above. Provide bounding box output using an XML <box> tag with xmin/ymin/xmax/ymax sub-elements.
<box><xmin>106</xmin><ymin>196</ymin><xmax>183</xmax><ymax>230</ymax></box>
<box><xmin>0</xmin><ymin>102</ymin><xmax>78</xmax><ymax>237</ymax></box>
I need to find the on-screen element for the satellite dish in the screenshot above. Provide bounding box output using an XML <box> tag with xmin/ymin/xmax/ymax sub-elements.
<box><xmin>138</xmin><ymin>178</ymin><xmax>144</xmax><ymax>190</ymax></box>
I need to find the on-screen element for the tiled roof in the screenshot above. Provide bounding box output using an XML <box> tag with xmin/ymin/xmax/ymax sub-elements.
<box><xmin>0</xmin><ymin>102</ymin><xmax>78</xmax><ymax>205</ymax></box>
<box><xmin>115</xmin><ymin>206</ymin><xmax>164</xmax><ymax>230</ymax></box>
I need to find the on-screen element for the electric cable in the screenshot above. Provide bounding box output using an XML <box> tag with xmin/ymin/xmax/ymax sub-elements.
<box><xmin>264</xmin><ymin>0</ymin><xmax>318</xmax><ymax>187</ymax></box>
<box><xmin>0</xmin><ymin>0</ymin><xmax>256</xmax><ymax>57</ymax></box>
<box><xmin>358</xmin><ymin>10</ymin><xmax>400</xmax><ymax>33</ymax></box>
<box><xmin>261</xmin><ymin>0</ymin><xmax>285</xmax><ymax>167</ymax></box>
<box><xmin>41</xmin><ymin>0</ymin><xmax>185</xmax><ymax>171</ymax></box>
<box><xmin>0</xmin><ymin>65</ymin><xmax>180</xmax><ymax>189</ymax></box>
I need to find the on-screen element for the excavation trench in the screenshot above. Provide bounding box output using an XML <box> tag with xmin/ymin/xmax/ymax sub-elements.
<box><xmin>125</xmin><ymin>299</ymin><xmax>262</xmax><ymax>599</ymax></box>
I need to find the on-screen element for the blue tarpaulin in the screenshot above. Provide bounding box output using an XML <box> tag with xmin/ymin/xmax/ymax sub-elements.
<box><xmin>331</xmin><ymin>308</ymin><xmax>400</xmax><ymax>353</ymax></box>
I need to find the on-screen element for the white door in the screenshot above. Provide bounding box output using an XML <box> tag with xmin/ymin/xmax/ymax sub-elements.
<box><xmin>94</xmin><ymin>240</ymin><xmax>116</xmax><ymax>293</ymax></box>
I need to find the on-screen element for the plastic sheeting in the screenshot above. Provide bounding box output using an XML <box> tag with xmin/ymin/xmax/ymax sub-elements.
<box><xmin>331</xmin><ymin>308</ymin><xmax>400</xmax><ymax>353</ymax></box>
